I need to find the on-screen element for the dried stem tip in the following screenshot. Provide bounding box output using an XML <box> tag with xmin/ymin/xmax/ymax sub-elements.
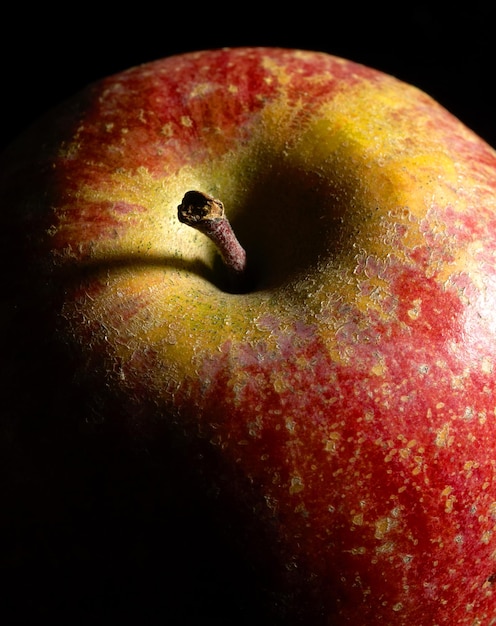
<box><xmin>178</xmin><ymin>189</ymin><xmax>225</xmax><ymax>224</ymax></box>
<box><xmin>178</xmin><ymin>190</ymin><xmax>248</xmax><ymax>286</ymax></box>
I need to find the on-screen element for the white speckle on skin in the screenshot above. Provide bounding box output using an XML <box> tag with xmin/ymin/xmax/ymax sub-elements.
<box><xmin>407</xmin><ymin>298</ymin><xmax>422</xmax><ymax>320</ymax></box>
<box><xmin>435</xmin><ymin>422</ymin><xmax>453</xmax><ymax>448</ymax></box>
<box><xmin>481</xmin><ymin>356</ymin><xmax>493</xmax><ymax>374</ymax></box>
<box><xmin>161</xmin><ymin>123</ymin><xmax>174</xmax><ymax>137</ymax></box>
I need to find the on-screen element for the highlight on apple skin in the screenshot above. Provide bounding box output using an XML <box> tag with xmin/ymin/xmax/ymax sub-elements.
<box><xmin>2</xmin><ymin>47</ymin><xmax>496</xmax><ymax>625</ymax></box>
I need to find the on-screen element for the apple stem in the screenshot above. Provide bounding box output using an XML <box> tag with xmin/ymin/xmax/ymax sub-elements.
<box><xmin>178</xmin><ymin>190</ymin><xmax>249</xmax><ymax>293</ymax></box>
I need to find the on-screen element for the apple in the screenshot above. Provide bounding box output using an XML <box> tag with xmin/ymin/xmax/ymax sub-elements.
<box><xmin>2</xmin><ymin>46</ymin><xmax>496</xmax><ymax>625</ymax></box>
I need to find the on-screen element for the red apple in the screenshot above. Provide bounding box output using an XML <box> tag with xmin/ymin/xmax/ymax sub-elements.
<box><xmin>2</xmin><ymin>47</ymin><xmax>496</xmax><ymax>625</ymax></box>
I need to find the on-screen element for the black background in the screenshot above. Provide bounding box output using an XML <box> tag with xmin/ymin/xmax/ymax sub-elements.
<box><xmin>1</xmin><ymin>5</ymin><xmax>495</xmax><ymax>151</ymax></box>
<box><xmin>1</xmin><ymin>4</ymin><xmax>495</xmax><ymax>625</ymax></box>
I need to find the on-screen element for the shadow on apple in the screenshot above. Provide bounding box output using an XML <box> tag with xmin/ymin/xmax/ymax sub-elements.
<box><xmin>1</xmin><ymin>308</ymin><xmax>285</xmax><ymax>625</ymax></box>
<box><xmin>1</xmin><ymin>245</ymin><xmax>291</xmax><ymax>624</ymax></box>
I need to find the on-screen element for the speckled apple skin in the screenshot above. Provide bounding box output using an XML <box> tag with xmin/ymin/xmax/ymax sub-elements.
<box><xmin>3</xmin><ymin>47</ymin><xmax>496</xmax><ymax>624</ymax></box>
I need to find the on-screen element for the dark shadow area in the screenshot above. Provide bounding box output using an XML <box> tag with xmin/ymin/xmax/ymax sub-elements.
<box><xmin>228</xmin><ymin>160</ymin><xmax>351</xmax><ymax>293</ymax></box>
<box><xmin>58</xmin><ymin>250</ymin><xmax>218</xmax><ymax>288</ymax></box>
<box><xmin>0</xmin><ymin>289</ymin><xmax>285</xmax><ymax>626</ymax></box>
<box><xmin>61</xmin><ymin>251</ymin><xmax>258</xmax><ymax>297</ymax></box>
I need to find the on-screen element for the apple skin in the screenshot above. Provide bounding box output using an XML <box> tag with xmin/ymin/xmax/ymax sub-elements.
<box><xmin>3</xmin><ymin>47</ymin><xmax>496</xmax><ymax>624</ymax></box>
